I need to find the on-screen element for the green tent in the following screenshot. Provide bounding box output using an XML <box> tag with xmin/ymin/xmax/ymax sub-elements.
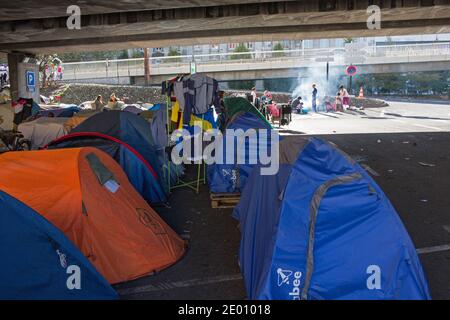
<box><xmin>223</xmin><ymin>97</ymin><xmax>272</xmax><ymax>128</ymax></box>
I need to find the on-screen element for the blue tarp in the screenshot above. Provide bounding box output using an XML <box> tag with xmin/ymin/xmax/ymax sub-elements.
<box><xmin>234</xmin><ymin>138</ymin><xmax>431</xmax><ymax>300</ymax></box>
<box><xmin>0</xmin><ymin>191</ymin><xmax>117</xmax><ymax>300</ymax></box>
<box><xmin>39</xmin><ymin>105</ymin><xmax>80</xmax><ymax>118</ymax></box>
<box><xmin>207</xmin><ymin>112</ymin><xmax>274</xmax><ymax>193</ymax></box>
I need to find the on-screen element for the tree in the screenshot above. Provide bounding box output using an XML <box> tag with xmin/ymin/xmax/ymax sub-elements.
<box><xmin>230</xmin><ymin>44</ymin><xmax>252</xmax><ymax>60</ymax></box>
<box><xmin>167</xmin><ymin>48</ymin><xmax>182</xmax><ymax>63</ymax></box>
<box><xmin>272</xmin><ymin>43</ymin><xmax>285</xmax><ymax>58</ymax></box>
<box><xmin>37</xmin><ymin>54</ymin><xmax>56</xmax><ymax>88</ymax></box>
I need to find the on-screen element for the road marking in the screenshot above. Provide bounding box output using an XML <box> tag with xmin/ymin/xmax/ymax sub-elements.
<box><xmin>116</xmin><ymin>243</ymin><xmax>450</xmax><ymax>296</ymax></box>
<box><xmin>410</xmin><ymin>123</ymin><xmax>443</xmax><ymax>131</ymax></box>
<box><xmin>117</xmin><ymin>274</ymin><xmax>243</xmax><ymax>296</ymax></box>
<box><xmin>417</xmin><ymin>244</ymin><xmax>450</xmax><ymax>255</ymax></box>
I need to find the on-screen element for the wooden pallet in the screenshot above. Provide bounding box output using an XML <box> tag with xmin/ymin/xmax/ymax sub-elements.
<box><xmin>210</xmin><ymin>192</ymin><xmax>241</xmax><ymax>209</ymax></box>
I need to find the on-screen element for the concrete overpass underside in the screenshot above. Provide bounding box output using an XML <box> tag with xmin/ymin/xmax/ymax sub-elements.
<box><xmin>66</xmin><ymin>60</ymin><xmax>450</xmax><ymax>85</ymax></box>
<box><xmin>1</xmin><ymin>0</ymin><xmax>450</xmax><ymax>55</ymax></box>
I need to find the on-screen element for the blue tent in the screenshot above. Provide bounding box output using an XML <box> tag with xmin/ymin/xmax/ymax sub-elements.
<box><xmin>207</xmin><ymin>112</ymin><xmax>274</xmax><ymax>193</ymax></box>
<box><xmin>0</xmin><ymin>191</ymin><xmax>117</xmax><ymax>300</ymax></box>
<box><xmin>234</xmin><ymin>137</ymin><xmax>431</xmax><ymax>300</ymax></box>
<box><xmin>46</xmin><ymin>111</ymin><xmax>171</xmax><ymax>204</ymax></box>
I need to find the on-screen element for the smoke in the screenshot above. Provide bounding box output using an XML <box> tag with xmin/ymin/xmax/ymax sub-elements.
<box><xmin>291</xmin><ymin>64</ymin><xmax>343</xmax><ymax>108</ymax></box>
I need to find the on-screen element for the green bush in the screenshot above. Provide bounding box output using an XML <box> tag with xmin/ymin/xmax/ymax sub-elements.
<box><xmin>230</xmin><ymin>44</ymin><xmax>252</xmax><ymax>60</ymax></box>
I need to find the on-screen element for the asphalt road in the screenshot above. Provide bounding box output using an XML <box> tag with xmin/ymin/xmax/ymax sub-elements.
<box><xmin>115</xmin><ymin>101</ymin><xmax>450</xmax><ymax>300</ymax></box>
<box><xmin>285</xmin><ymin>101</ymin><xmax>450</xmax><ymax>135</ymax></box>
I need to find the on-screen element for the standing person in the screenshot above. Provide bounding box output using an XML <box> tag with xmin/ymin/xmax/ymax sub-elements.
<box><xmin>94</xmin><ymin>95</ymin><xmax>104</xmax><ymax>111</ymax></box>
<box><xmin>312</xmin><ymin>84</ymin><xmax>318</xmax><ymax>112</ymax></box>
<box><xmin>335</xmin><ymin>92</ymin><xmax>343</xmax><ymax>112</ymax></box>
<box><xmin>250</xmin><ymin>87</ymin><xmax>257</xmax><ymax>106</ymax></box>
<box><xmin>339</xmin><ymin>85</ymin><xmax>350</xmax><ymax>110</ymax></box>
<box><xmin>57</xmin><ymin>64</ymin><xmax>63</xmax><ymax>80</ymax></box>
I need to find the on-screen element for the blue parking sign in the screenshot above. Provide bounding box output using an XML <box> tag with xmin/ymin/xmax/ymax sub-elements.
<box><xmin>26</xmin><ymin>70</ymin><xmax>35</xmax><ymax>92</ymax></box>
<box><xmin>26</xmin><ymin>71</ymin><xmax>35</xmax><ymax>86</ymax></box>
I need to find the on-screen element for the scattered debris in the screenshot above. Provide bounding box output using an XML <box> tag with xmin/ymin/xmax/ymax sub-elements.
<box><xmin>377</xmin><ymin>139</ymin><xmax>382</xmax><ymax>143</ymax></box>
<box><xmin>443</xmin><ymin>225</ymin><xmax>450</xmax><ymax>233</ymax></box>
<box><xmin>388</xmin><ymin>169</ymin><xmax>394</xmax><ymax>173</ymax></box>
<box><xmin>402</xmin><ymin>141</ymin><xmax>410</xmax><ymax>144</ymax></box>
<box><xmin>404</xmin><ymin>157</ymin><xmax>411</xmax><ymax>161</ymax></box>
<box><xmin>420</xmin><ymin>199</ymin><xmax>428</xmax><ymax>203</ymax></box>
<box><xmin>180</xmin><ymin>234</ymin><xmax>191</xmax><ymax>240</ymax></box>
<box><xmin>418</xmin><ymin>162</ymin><xmax>436</xmax><ymax>167</ymax></box>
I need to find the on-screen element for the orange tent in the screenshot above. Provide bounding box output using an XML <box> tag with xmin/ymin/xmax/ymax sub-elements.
<box><xmin>0</xmin><ymin>147</ymin><xmax>186</xmax><ymax>284</ymax></box>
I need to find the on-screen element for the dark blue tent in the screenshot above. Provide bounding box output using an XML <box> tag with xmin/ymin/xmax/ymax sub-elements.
<box><xmin>46</xmin><ymin>132</ymin><xmax>166</xmax><ymax>204</ymax></box>
<box><xmin>207</xmin><ymin>112</ymin><xmax>274</xmax><ymax>193</ymax></box>
<box><xmin>0</xmin><ymin>191</ymin><xmax>117</xmax><ymax>300</ymax></box>
<box><xmin>234</xmin><ymin>137</ymin><xmax>431</xmax><ymax>300</ymax></box>
<box><xmin>39</xmin><ymin>105</ymin><xmax>80</xmax><ymax>118</ymax></box>
<box><xmin>46</xmin><ymin>111</ymin><xmax>170</xmax><ymax>204</ymax></box>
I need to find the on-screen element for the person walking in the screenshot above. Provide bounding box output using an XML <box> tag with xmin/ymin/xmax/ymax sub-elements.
<box><xmin>250</xmin><ymin>87</ymin><xmax>257</xmax><ymax>107</ymax></box>
<box><xmin>312</xmin><ymin>84</ymin><xmax>318</xmax><ymax>112</ymax></box>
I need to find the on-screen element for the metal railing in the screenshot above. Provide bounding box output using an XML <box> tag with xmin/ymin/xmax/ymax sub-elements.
<box><xmin>62</xmin><ymin>42</ymin><xmax>450</xmax><ymax>81</ymax></box>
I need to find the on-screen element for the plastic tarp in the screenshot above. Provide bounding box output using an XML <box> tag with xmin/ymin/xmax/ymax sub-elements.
<box><xmin>207</xmin><ymin>112</ymin><xmax>274</xmax><ymax>193</ymax></box>
<box><xmin>234</xmin><ymin>137</ymin><xmax>431</xmax><ymax>300</ymax></box>
<box><xmin>0</xmin><ymin>191</ymin><xmax>117</xmax><ymax>299</ymax></box>
<box><xmin>18</xmin><ymin>117</ymin><xmax>70</xmax><ymax>149</ymax></box>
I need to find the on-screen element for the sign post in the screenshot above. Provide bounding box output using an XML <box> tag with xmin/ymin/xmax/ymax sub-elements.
<box><xmin>190</xmin><ymin>61</ymin><xmax>197</xmax><ymax>75</ymax></box>
<box><xmin>345</xmin><ymin>65</ymin><xmax>358</xmax><ymax>95</ymax></box>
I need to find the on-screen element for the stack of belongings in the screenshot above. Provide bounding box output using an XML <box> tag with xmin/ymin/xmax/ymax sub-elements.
<box><xmin>233</xmin><ymin>136</ymin><xmax>431</xmax><ymax>300</ymax></box>
<box><xmin>122</xmin><ymin>104</ymin><xmax>149</xmax><ymax>115</ymax></box>
<box><xmin>45</xmin><ymin>111</ymin><xmax>173</xmax><ymax>204</ymax></box>
<box><xmin>0</xmin><ymin>102</ymin><xmax>14</xmax><ymax>131</ymax></box>
<box><xmin>12</xmin><ymin>98</ymin><xmax>40</xmax><ymax>129</ymax></box>
<box><xmin>207</xmin><ymin>97</ymin><xmax>273</xmax><ymax>194</ymax></box>
<box><xmin>0</xmin><ymin>86</ymin><xmax>10</xmax><ymax>104</ymax></box>
<box><xmin>0</xmin><ymin>147</ymin><xmax>186</xmax><ymax>298</ymax></box>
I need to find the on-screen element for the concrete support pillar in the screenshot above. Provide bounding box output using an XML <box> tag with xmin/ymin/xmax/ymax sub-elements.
<box><xmin>7</xmin><ymin>52</ymin><xmax>39</xmax><ymax>102</ymax></box>
<box><xmin>7</xmin><ymin>52</ymin><xmax>25</xmax><ymax>101</ymax></box>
